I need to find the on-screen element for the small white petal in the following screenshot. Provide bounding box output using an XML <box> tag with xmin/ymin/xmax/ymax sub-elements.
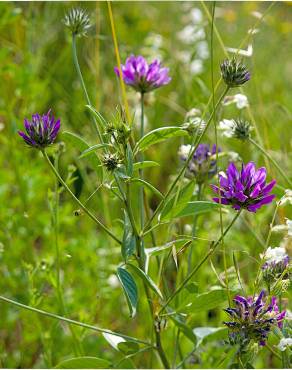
<box><xmin>277</xmin><ymin>338</ymin><xmax>292</xmax><ymax>352</ymax></box>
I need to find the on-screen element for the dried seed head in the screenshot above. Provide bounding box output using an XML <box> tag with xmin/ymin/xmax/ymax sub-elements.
<box><xmin>64</xmin><ymin>8</ymin><xmax>91</xmax><ymax>37</ymax></box>
<box><xmin>220</xmin><ymin>58</ymin><xmax>250</xmax><ymax>88</ymax></box>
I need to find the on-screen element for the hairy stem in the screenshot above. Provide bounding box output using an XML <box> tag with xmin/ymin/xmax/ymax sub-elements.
<box><xmin>42</xmin><ymin>150</ymin><xmax>121</xmax><ymax>244</ymax></box>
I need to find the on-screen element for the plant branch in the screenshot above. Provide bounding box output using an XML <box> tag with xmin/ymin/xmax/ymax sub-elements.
<box><xmin>42</xmin><ymin>150</ymin><xmax>121</xmax><ymax>245</ymax></box>
<box><xmin>158</xmin><ymin>210</ymin><xmax>241</xmax><ymax>314</ymax></box>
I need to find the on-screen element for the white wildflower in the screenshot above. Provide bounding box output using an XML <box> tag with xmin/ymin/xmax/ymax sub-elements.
<box><xmin>286</xmin><ymin>219</ymin><xmax>292</xmax><ymax>236</ymax></box>
<box><xmin>185</xmin><ymin>108</ymin><xmax>201</xmax><ymax>120</ymax></box>
<box><xmin>227</xmin><ymin>151</ymin><xmax>241</xmax><ymax>162</ymax></box>
<box><xmin>197</xmin><ymin>41</ymin><xmax>209</xmax><ymax>60</ymax></box>
<box><xmin>178</xmin><ymin>145</ymin><xmax>192</xmax><ymax>160</ymax></box>
<box><xmin>277</xmin><ymin>338</ymin><xmax>292</xmax><ymax>352</ymax></box>
<box><xmin>190</xmin><ymin>59</ymin><xmax>203</xmax><ymax>75</ymax></box>
<box><xmin>271</xmin><ymin>224</ymin><xmax>288</xmax><ymax>233</ymax></box>
<box><xmin>279</xmin><ymin>189</ymin><xmax>292</xmax><ymax>206</ymax></box>
<box><xmin>190</xmin><ymin>8</ymin><xmax>203</xmax><ymax>23</ymax></box>
<box><xmin>218</xmin><ymin>119</ymin><xmax>234</xmax><ymax>138</ymax></box>
<box><xmin>261</xmin><ymin>246</ymin><xmax>288</xmax><ymax>264</ymax></box>
<box><xmin>223</xmin><ymin>94</ymin><xmax>249</xmax><ymax>109</ymax></box>
<box><xmin>226</xmin><ymin>44</ymin><xmax>253</xmax><ymax>57</ymax></box>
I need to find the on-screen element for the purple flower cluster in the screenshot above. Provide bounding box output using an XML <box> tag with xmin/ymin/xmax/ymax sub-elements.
<box><xmin>211</xmin><ymin>162</ymin><xmax>276</xmax><ymax>212</ymax></box>
<box><xmin>224</xmin><ymin>290</ymin><xmax>286</xmax><ymax>347</ymax></box>
<box><xmin>18</xmin><ymin>110</ymin><xmax>60</xmax><ymax>149</ymax></box>
<box><xmin>262</xmin><ymin>255</ymin><xmax>290</xmax><ymax>273</ymax></box>
<box><xmin>114</xmin><ymin>55</ymin><xmax>171</xmax><ymax>94</ymax></box>
<box><xmin>179</xmin><ymin>143</ymin><xmax>220</xmax><ymax>184</ymax></box>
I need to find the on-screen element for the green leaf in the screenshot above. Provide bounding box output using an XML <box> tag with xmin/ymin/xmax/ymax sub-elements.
<box><xmin>55</xmin><ymin>356</ymin><xmax>111</xmax><ymax>369</ymax></box>
<box><xmin>176</xmin><ymin>201</ymin><xmax>223</xmax><ymax>218</ymax></box>
<box><xmin>179</xmin><ymin>289</ymin><xmax>228</xmax><ymax>313</ymax></box>
<box><xmin>134</xmin><ymin>126</ymin><xmax>187</xmax><ymax>153</ymax></box>
<box><xmin>185</xmin><ymin>282</ymin><xmax>199</xmax><ymax>294</ymax></box>
<box><xmin>128</xmin><ymin>263</ymin><xmax>163</xmax><ymax>299</ymax></box>
<box><xmin>217</xmin><ymin>345</ymin><xmax>239</xmax><ymax>369</ymax></box>
<box><xmin>122</xmin><ymin>211</ymin><xmax>136</xmax><ymax>261</ymax></box>
<box><xmin>129</xmin><ymin>178</ymin><xmax>163</xmax><ymax>199</ymax></box>
<box><xmin>79</xmin><ymin>143</ymin><xmax>112</xmax><ymax>159</ymax></box>
<box><xmin>117</xmin><ymin>267</ymin><xmax>138</xmax><ymax>318</ymax></box>
<box><xmin>160</xmin><ymin>181</ymin><xmax>195</xmax><ymax>221</ymax></box>
<box><xmin>193</xmin><ymin>327</ymin><xmax>227</xmax><ymax>347</ymax></box>
<box><xmin>145</xmin><ymin>239</ymin><xmax>189</xmax><ymax>257</ymax></box>
<box><xmin>62</xmin><ymin>131</ymin><xmax>103</xmax><ymax>179</ymax></box>
<box><xmin>126</xmin><ymin>145</ymin><xmax>134</xmax><ymax>177</ymax></box>
<box><xmin>170</xmin><ymin>313</ymin><xmax>197</xmax><ymax>343</ymax></box>
<box><xmin>86</xmin><ymin>104</ymin><xmax>107</xmax><ymax>128</ymax></box>
<box><xmin>133</xmin><ymin>161</ymin><xmax>160</xmax><ymax>171</ymax></box>
<box><xmin>117</xmin><ymin>341</ymin><xmax>140</xmax><ymax>355</ymax></box>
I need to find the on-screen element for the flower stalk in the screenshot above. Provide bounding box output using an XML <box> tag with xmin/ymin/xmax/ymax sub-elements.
<box><xmin>158</xmin><ymin>210</ymin><xmax>242</xmax><ymax>314</ymax></box>
<box><xmin>42</xmin><ymin>149</ymin><xmax>121</xmax><ymax>244</ymax></box>
<box><xmin>248</xmin><ymin>137</ymin><xmax>292</xmax><ymax>188</ymax></box>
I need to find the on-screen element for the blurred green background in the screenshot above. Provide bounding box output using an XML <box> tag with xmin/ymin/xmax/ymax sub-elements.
<box><xmin>0</xmin><ymin>1</ymin><xmax>291</xmax><ymax>368</ymax></box>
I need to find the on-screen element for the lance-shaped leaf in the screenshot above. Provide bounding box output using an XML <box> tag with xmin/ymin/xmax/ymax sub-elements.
<box><xmin>134</xmin><ymin>126</ymin><xmax>187</xmax><ymax>153</ymax></box>
<box><xmin>177</xmin><ymin>201</ymin><xmax>225</xmax><ymax>218</ymax></box>
<box><xmin>62</xmin><ymin>131</ymin><xmax>103</xmax><ymax>179</ymax></box>
<box><xmin>129</xmin><ymin>178</ymin><xmax>163</xmax><ymax>199</ymax></box>
<box><xmin>133</xmin><ymin>161</ymin><xmax>160</xmax><ymax>171</ymax></box>
<box><xmin>160</xmin><ymin>181</ymin><xmax>195</xmax><ymax>221</ymax></box>
<box><xmin>79</xmin><ymin>143</ymin><xmax>113</xmax><ymax>159</ymax></box>
<box><xmin>117</xmin><ymin>267</ymin><xmax>138</xmax><ymax>318</ymax></box>
<box><xmin>122</xmin><ymin>210</ymin><xmax>136</xmax><ymax>261</ymax></box>
<box><xmin>128</xmin><ymin>263</ymin><xmax>163</xmax><ymax>299</ymax></box>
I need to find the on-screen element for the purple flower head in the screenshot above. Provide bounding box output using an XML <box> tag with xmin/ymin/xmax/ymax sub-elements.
<box><xmin>114</xmin><ymin>55</ymin><xmax>171</xmax><ymax>94</ymax></box>
<box><xmin>18</xmin><ymin>110</ymin><xmax>60</xmax><ymax>149</ymax></box>
<box><xmin>211</xmin><ymin>161</ymin><xmax>276</xmax><ymax>212</ymax></box>
<box><xmin>179</xmin><ymin>143</ymin><xmax>220</xmax><ymax>184</ymax></box>
<box><xmin>224</xmin><ymin>291</ymin><xmax>286</xmax><ymax>348</ymax></box>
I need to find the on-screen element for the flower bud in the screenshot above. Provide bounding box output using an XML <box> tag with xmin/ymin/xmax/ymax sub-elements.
<box><xmin>220</xmin><ymin>58</ymin><xmax>250</xmax><ymax>88</ymax></box>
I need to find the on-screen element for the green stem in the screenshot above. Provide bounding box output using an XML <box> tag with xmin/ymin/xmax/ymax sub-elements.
<box><xmin>72</xmin><ymin>34</ymin><xmax>103</xmax><ymax>142</ymax></box>
<box><xmin>249</xmin><ymin>138</ymin><xmax>292</xmax><ymax>187</ymax></box>
<box><xmin>158</xmin><ymin>211</ymin><xmax>241</xmax><ymax>314</ymax></box>
<box><xmin>253</xmin><ymin>202</ymin><xmax>279</xmax><ymax>295</ymax></box>
<box><xmin>42</xmin><ymin>150</ymin><xmax>121</xmax><ymax>245</ymax></box>
<box><xmin>0</xmin><ymin>295</ymin><xmax>150</xmax><ymax>345</ymax></box>
<box><xmin>210</xmin><ymin>1</ymin><xmax>231</xmax><ymax>305</ymax></box>
<box><xmin>139</xmin><ymin>93</ymin><xmax>145</xmax><ymax>263</ymax></box>
<box><xmin>52</xmin><ymin>152</ymin><xmax>83</xmax><ymax>356</ymax></box>
<box><xmin>143</xmin><ymin>86</ymin><xmax>229</xmax><ymax>233</ymax></box>
<box><xmin>187</xmin><ymin>183</ymin><xmax>202</xmax><ymax>275</ymax></box>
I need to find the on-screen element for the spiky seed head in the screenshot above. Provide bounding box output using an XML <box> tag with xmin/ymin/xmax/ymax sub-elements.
<box><xmin>220</xmin><ymin>58</ymin><xmax>250</xmax><ymax>88</ymax></box>
<box><xmin>233</xmin><ymin>119</ymin><xmax>252</xmax><ymax>140</ymax></box>
<box><xmin>64</xmin><ymin>8</ymin><xmax>91</xmax><ymax>36</ymax></box>
<box><xmin>102</xmin><ymin>153</ymin><xmax>120</xmax><ymax>172</ymax></box>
